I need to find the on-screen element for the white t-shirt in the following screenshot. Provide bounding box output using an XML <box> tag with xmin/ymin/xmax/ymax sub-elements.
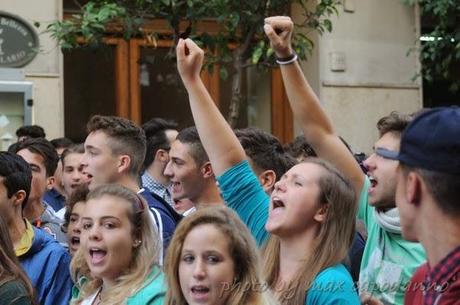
<box><xmin>79</xmin><ymin>288</ymin><xmax>101</xmax><ymax>305</ymax></box>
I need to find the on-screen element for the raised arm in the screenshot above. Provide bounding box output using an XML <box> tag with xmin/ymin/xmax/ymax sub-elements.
<box><xmin>264</xmin><ymin>16</ymin><xmax>365</xmax><ymax>194</ymax></box>
<box><xmin>176</xmin><ymin>38</ymin><xmax>246</xmax><ymax>175</ymax></box>
<box><xmin>177</xmin><ymin>39</ymin><xmax>270</xmax><ymax>244</ymax></box>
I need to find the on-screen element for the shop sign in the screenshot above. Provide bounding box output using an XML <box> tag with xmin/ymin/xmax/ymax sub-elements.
<box><xmin>0</xmin><ymin>11</ymin><xmax>39</xmax><ymax>67</ymax></box>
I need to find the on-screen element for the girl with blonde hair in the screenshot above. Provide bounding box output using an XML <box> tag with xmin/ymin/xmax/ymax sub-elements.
<box><xmin>70</xmin><ymin>184</ymin><xmax>165</xmax><ymax>305</ymax></box>
<box><xmin>174</xmin><ymin>23</ymin><xmax>360</xmax><ymax>303</ymax></box>
<box><xmin>164</xmin><ymin>206</ymin><xmax>278</xmax><ymax>305</ymax></box>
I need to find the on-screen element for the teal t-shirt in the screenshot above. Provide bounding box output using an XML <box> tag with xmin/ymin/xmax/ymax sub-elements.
<box><xmin>217</xmin><ymin>160</ymin><xmax>359</xmax><ymax>305</ymax></box>
<box><xmin>127</xmin><ymin>267</ymin><xmax>166</xmax><ymax>305</ymax></box>
<box><xmin>71</xmin><ymin>267</ymin><xmax>165</xmax><ymax>305</ymax></box>
<box><xmin>217</xmin><ymin>160</ymin><xmax>269</xmax><ymax>245</ymax></box>
<box><xmin>357</xmin><ymin>177</ymin><xmax>426</xmax><ymax>305</ymax></box>
<box><xmin>306</xmin><ymin>264</ymin><xmax>360</xmax><ymax>305</ymax></box>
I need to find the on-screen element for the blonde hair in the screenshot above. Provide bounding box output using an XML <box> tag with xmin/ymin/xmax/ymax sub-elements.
<box><xmin>263</xmin><ymin>158</ymin><xmax>357</xmax><ymax>305</ymax></box>
<box><xmin>70</xmin><ymin>184</ymin><xmax>161</xmax><ymax>305</ymax></box>
<box><xmin>164</xmin><ymin>206</ymin><xmax>279</xmax><ymax>305</ymax></box>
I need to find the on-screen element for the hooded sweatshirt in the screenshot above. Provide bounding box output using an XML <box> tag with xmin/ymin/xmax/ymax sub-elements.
<box><xmin>18</xmin><ymin>222</ymin><xmax>72</xmax><ymax>305</ymax></box>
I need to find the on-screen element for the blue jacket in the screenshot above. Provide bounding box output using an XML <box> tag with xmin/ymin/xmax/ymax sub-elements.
<box><xmin>43</xmin><ymin>188</ymin><xmax>66</xmax><ymax>212</ymax></box>
<box><xmin>139</xmin><ymin>189</ymin><xmax>182</xmax><ymax>257</ymax></box>
<box><xmin>19</xmin><ymin>227</ymin><xmax>73</xmax><ymax>305</ymax></box>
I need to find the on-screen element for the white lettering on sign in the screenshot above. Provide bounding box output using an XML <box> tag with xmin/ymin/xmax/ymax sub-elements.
<box><xmin>0</xmin><ymin>17</ymin><xmax>28</xmax><ymax>36</ymax></box>
<box><xmin>0</xmin><ymin>51</ymin><xmax>26</xmax><ymax>64</ymax></box>
<box><xmin>0</xmin><ymin>13</ymin><xmax>38</xmax><ymax>67</ymax></box>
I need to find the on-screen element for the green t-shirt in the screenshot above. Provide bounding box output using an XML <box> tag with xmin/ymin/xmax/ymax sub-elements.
<box><xmin>127</xmin><ymin>267</ymin><xmax>166</xmax><ymax>305</ymax></box>
<box><xmin>71</xmin><ymin>267</ymin><xmax>165</xmax><ymax>305</ymax></box>
<box><xmin>357</xmin><ymin>177</ymin><xmax>426</xmax><ymax>305</ymax></box>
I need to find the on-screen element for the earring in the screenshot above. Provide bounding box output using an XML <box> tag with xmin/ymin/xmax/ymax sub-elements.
<box><xmin>134</xmin><ymin>239</ymin><xmax>142</xmax><ymax>247</ymax></box>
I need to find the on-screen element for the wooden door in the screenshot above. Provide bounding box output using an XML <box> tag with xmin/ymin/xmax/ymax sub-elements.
<box><xmin>64</xmin><ymin>37</ymin><xmax>292</xmax><ymax>143</ymax></box>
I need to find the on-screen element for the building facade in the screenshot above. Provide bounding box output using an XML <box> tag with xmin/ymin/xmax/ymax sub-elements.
<box><xmin>0</xmin><ymin>0</ymin><xmax>422</xmax><ymax>154</ymax></box>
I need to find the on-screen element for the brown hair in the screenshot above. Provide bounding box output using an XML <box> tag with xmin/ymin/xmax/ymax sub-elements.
<box><xmin>262</xmin><ymin>158</ymin><xmax>356</xmax><ymax>305</ymax></box>
<box><xmin>376</xmin><ymin>111</ymin><xmax>413</xmax><ymax>137</ymax></box>
<box><xmin>10</xmin><ymin>137</ymin><xmax>59</xmax><ymax>177</ymax></box>
<box><xmin>175</xmin><ymin>126</ymin><xmax>209</xmax><ymax>167</ymax></box>
<box><xmin>235</xmin><ymin>127</ymin><xmax>296</xmax><ymax>181</ymax></box>
<box><xmin>164</xmin><ymin>206</ymin><xmax>278</xmax><ymax>305</ymax></box>
<box><xmin>61</xmin><ymin>144</ymin><xmax>85</xmax><ymax>167</ymax></box>
<box><xmin>401</xmin><ymin>164</ymin><xmax>460</xmax><ymax>216</ymax></box>
<box><xmin>0</xmin><ymin>215</ymin><xmax>37</xmax><ymax>304</ymax></box>
<box><xmin>70</xmin><ymin>184</ymin><xmax>160</xmax><ymax>305</ymax></box>
<box><xmin>86</xmin><ymin>115</ymin><xmax>146</xmax><ymax>176</ymax></box>
<box><xmin>62</xmin><ymin>184</ymin><xmax>89</xmax><ymax>232</ymax></box>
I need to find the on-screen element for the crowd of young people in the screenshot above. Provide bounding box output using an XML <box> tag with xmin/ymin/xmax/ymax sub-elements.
<box><xmin>0</xmin><ymin>15</ymin><xmax>458</xmax><ymax>305</ymax></box>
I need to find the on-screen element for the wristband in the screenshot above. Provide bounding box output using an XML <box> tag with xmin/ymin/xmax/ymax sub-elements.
<box><xmin>276</xmin><ymin>52</ymin><xmax>298</xmax><ymax>65</ymax></box>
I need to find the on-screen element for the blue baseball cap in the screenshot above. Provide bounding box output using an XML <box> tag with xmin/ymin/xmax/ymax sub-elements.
<box><xmin>381</xmin><ymin>106</ymin><xmax>460</xmax><ymax>175</ymax></box>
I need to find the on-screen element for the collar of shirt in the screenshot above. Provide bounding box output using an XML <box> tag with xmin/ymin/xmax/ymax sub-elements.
<box><xmin>31</xmin><ymin>202</ymin><xmax>60</xmax><ymax>227</ymax></box>
<box><xmin>424</xmin><ymin>244</ymin><xmax>460</xmax><ymax>305</ymax></box>
<box><xmin>49</xmin><ymin>187</ymin><xmax>65</xmax><ymax>200</ymax></box>
<box><xmin>15</xmin><ymin>219</ymin><xmax>35</xmax><ymax>257</ymax></box>
<box><xmin>141</xmin><ymin>172</ymin><xmax>171</xmax><ymax>202</ymax></box>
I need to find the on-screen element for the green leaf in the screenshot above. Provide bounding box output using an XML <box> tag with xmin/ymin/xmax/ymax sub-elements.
<box><xmin>46</xmin><ymin>0</ymin><xmax>346</xmax><ymax>80</ymax></box>
<box><xmin>323</xmin><ymin>19</ymin><xmax>332</xmax><ymax>32</ymax></box>
<box><xmin>252</xmin><ymin>47</ymin><xmax>263</xmax><ymax>64</ymax></box>
<box><xmin>266</xmin><ymin>47</ymin><xmax>274</xmax><ymax>58</ymax></box>
<box><xmin>227</xmin><ymin>13</ymin><xmax>240</xmax><ymax>29</ymax></box>
<box><xmin>219</xmin><ymin>66</ymin><xmax>228</xmax><ymax>80</ymax></box>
